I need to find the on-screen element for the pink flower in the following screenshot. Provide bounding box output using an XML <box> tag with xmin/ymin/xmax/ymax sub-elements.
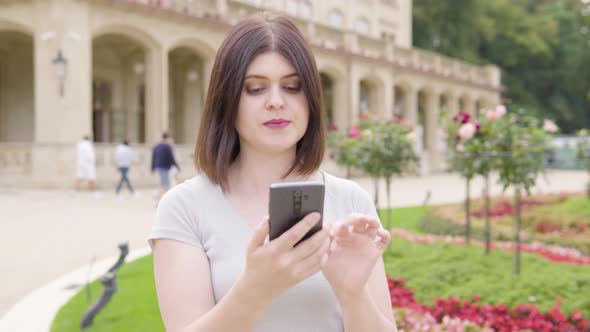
<box><xmin>348</xmin><ymin>125</ymin><xmax>360</xmax><ymax>138</ymax></box>
<box><xmin>496</xmin><ymin>104</ymin><xmax>507</xmax><ymax>117</ymax></box>
<box><xmin>456</xmin><ymin>143</ymin><xmax>465</xmax><ymax>153</ymax></box>
<box><xmin>485</xmin><ymin>109</ymin><xmax>497</xmax><ymax>121</ymax></box>
<box><xmin>328</xmin><ymin>123</ymin><xmax>338</xmax><ymax>131</ymax></box>
<box><xmin>485</xmin><ymin>105</ymin><xmax>507</xmax><ymax>121</ymax></box>
<box><xmin>543</xmin><ymin>119</ymin><xmax>558</xmax><ymax>133</ymax></box>
<box><xmin>458</xmin><ymin>123</ymin><xmax>476</xmax><ymax>140</ymax></box>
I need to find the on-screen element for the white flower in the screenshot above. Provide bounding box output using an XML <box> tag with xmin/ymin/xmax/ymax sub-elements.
<box><xmin>543</xmin><ymin>119</ymin><xmax>558</xmax><ymax>133</ymax></box>
<box><xmin>458</xmin><ymin>122</ymin><xmax>476</xmax><ymax>140</ymax></box>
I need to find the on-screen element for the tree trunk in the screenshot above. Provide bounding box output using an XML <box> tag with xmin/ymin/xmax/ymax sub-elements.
<box><xmin>385</xmin><ymin>177</ymin><xmax>392</xmax><ymax>229</ymax></box>
<box><xmin>484</xmin><ymin>175</ymin><xmax>491</xmax><ymax>254</ymax></box>
<box><xmin>513</xmin><ymin>187</ymin><xmax>522</xmax><ymax>275</ymax></box>
<box><xmin>373</xmin><ymin>177</ymin><xmax>379</xmax><ymax>209</ymax></box>
<box><xmin>465</xmin><ymin>178</ymin><xmax>471</xmax><ymax>244</ymax></box>
<box><xmin>385</xmin><ymin>176</ymin><xmax>393</xmax><ymax>252</ymax></box>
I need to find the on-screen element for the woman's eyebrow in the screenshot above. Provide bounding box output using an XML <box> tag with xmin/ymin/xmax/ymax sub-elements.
<box><xmin>244</xmin><ymin>73</ymin><xmax>299</xmax><ymax>80</ymax></box>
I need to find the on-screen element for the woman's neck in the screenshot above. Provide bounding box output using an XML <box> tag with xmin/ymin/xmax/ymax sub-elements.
<box><xmin>227</xmin><ymin>146</ymin><xmax>317</xmax><ymax>196</ymax></box>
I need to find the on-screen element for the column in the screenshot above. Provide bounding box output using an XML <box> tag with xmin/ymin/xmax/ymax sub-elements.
<box><xmin>425</xmin><ymin>91</ymin><xmax>440</xmax><ymax>173</ymax></box>
<box><xmin>34</xmin><ymin>0</ymin><xmax>92</xmax><ymax>143</ymax></box>
<box><xmin>146</xmin><ymin>46</ymin><xmax>168</xmax><ymax>144</ymax></box>
<box><xmin>333</xmin><ymin>78</ymin><xmax>347</xmax><ymax>131</ymax></box>
<box><xmin>216</xmin><ymin>0</ymin><xmax>228</xmax><ymax>16</ymax></box>
<box><xmin>382</xmin><ymin>77</ymin><xmax>393</xmax><ymax>119</ymax></box>
<box><xmin>348</xmin><ymin>68</ymin><xmax>359</xmax><ymax>126</ymax></box>
<box><xmin>404</xmin><ymin>87</ymin><xmax>417</xmax><ymax>128</ymax></box>
<box><xmin>447</xmin><ymin>94</ymin><xmax>459</xmax><ymax>115</ymax></box>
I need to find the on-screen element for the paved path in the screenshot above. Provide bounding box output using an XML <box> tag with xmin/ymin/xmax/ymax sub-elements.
<box><xmin>0</xmin><ymin>170</ymin><xmax>587</xmax><ymax>320</ymax></box>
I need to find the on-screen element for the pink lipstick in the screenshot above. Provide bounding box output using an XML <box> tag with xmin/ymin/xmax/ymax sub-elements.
<box><xmin>263</xmin><ymin>119</ymin><xmax>291</xmax><ymax>129</ymax></box>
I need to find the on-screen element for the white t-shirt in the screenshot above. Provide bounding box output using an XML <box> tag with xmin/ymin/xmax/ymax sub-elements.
<box><xmin>148</xmin><ymin>172</ymin><xmax>379</xmax><ymax>332</ymax></box>
<box><xmin>114</xmin><ymin>144</ymin><xmax>134</xmax><ymax>168</ymax></box>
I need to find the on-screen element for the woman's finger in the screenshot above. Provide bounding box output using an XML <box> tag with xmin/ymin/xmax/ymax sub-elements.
<box><xmin>247</xmin><ymin>217</ymin><xmax>269</xmax><ymax>254</ymax></box>
<box><xmin>334</xmin><ymin>223</ymin><xmax>353</xmax><ymax>238</ymax></box>
<box><xmin>375</xmin><ymin>228</ymin><xmax>392</xmax><ymax>250</ymax></box>
<box><xmin>364</xmin><ymin>218</ymin><xmax>381</xmax><ymax>238</ymax></box>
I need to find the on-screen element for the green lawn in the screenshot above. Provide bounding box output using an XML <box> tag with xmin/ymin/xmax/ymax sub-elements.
<box><xmin>378</xmin><ymin>205</ymin><xmax>427</xmax><ymax>233</ymax></box>
<box><xmin>535</xmin><ymin>195</ymin><xmax>590</xmax><ymax>224</ymax></box>
<box><xmin>51</xmin><ymin>255</ymin><xmax>164</xmax><ymax>332</ymax></box>
<box><xmin>385</xmin><ymin>239</ymin><xmax>590</xmax><ymax>316</ymax></box>
<box><xmin>51</xmin><ymin>205</ymin><xmax>589</xmax><ymax>331</ymax></box>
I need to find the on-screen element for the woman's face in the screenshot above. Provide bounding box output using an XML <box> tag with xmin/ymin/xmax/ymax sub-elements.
<box><xmin>235</xmin><ymin>51</ymin><xmax>309</xmax><ymax>155</ymax></box>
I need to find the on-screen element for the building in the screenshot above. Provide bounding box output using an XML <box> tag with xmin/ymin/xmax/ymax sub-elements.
<box><xmin>0</xmin><ymin>0</ymin><xmax>501</xmax><ymax>188</ymax></box>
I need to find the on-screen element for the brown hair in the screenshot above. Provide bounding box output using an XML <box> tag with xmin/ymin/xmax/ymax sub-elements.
<box><xmin>195</xmin><ymin>14</ymin><xmax>326</xmax><ymax>190</ymax></box>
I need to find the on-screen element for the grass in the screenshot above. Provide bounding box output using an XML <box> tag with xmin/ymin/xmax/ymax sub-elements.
<box><xmin>378</xmin><ymin>205</ymin><xmax>428</xmax><ymax>233</ymax></box>
<box><xmin>51</xmin><ymin>205</ymin><xmax>589</xmax><ymax>331</ymax></box>
<box><xmin>534</xmin><ymin>195</ymin><xmax>590</xmax><ymax>225</ymax></box>
<box><xmin>51</xmin><ymin>255</ymin><xmax>164</xmax><ymax>332</ymax></box>
<box><xmin>384</xmin><ymin>238</ymin><xmax>590</xmax><ymax>317</ymax></box>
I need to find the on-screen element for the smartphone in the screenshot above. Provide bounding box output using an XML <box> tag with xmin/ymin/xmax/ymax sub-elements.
<box><xmin>268</xmin><ymin>181</ymin><xmax>325</xmax><ymax>245</ymax></box>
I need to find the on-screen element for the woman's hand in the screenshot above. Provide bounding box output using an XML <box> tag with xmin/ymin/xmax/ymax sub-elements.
<box><xmin>235</xmin><ymin>212</ymin><xmax>331</xmax><ymax>307</ymax></box>
<box><xmin>321</xmin><ymin>214</ymin><xmax>391</xmax><ymax>300</ymax></box>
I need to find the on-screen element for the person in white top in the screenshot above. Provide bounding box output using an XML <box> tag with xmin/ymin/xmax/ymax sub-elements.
<box><xmin>150</xmin><ymin>14</ymin><xmax>397</xmax><ymax>332</ymax></box>
<box><xmin>74</xmin><ymin>136</ymin><xmax>96</xmax><ymax>191</ymax></box>
<box><xmin>114</xmin><ymin>140</ymin><xmax>135</xmax><ymax>195</ymax></box>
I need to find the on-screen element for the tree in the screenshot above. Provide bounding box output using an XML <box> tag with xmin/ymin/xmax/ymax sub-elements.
<box><xmin>413</xmin><ymin>0</ymin><xmax>590</xmax><ymax>132</ymax></box>
<box><xmin>328</xmin><ymin>116</ymin><xmax>419</xmax><ymax>230</ymax></box>
<box><xmin>447</xmin><ymin>106</ymin><xmax>506</xmax><ymax>252</ymax></box>
<box><xmin>494</xmin><ymin>111</ymin><xmax>555</xmax><ymax>275</ymax></box>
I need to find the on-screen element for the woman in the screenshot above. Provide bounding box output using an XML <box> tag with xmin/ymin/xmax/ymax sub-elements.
<box><xmin>149</xmin><ymin>14</ymin><xmax>397</xmax><ymax>332</ymax></box>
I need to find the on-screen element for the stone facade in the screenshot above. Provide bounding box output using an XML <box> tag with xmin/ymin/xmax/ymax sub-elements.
<box><xmin>0</xmin><ymin>0</ymin><xmax>501</xmax><ymax>188</ymax></box>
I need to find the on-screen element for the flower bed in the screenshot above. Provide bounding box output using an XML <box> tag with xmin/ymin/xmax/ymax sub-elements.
<box><xmin>389</xmin><ymin>277</ymin><xmax>590</xmax><ymax>332</ymax></box>
<box><xmin>425</xmin><ymin>194</ymin><xmax>590</xmax><ymax>255</ymax></box>
<box><xmin>390</xmin><ymin>228</ymin><xmax>590</xmax><ymax>266</ymax></box>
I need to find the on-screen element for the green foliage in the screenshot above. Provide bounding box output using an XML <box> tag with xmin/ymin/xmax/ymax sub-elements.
<box><xmin>446</xmin><ymin>110</ymin><xmax>501</xmax><ymax>180</ymax></box>
<box><xmin>413</xmin><ymin>0</ymin><xmax>590</xmax><ymax>133</ymax></box>
<box><xmin>494</xmin><ymin>114</ymin><xmax>553</xmax><ymax>194</ymax></box>
<box><xmin>384</xmin><ymin>239</ymin><xmax>590</xmax><ymax>316</ymax></box>
<box><xmin>328</xmin><ymin>116</ymin><xmax>419</xmax><ymax>178</ymax></box>
<box><xmin>577</xmin><ymin>129</ymin><xmax>590</xmax><ymax>173</ymax></box>
<box><xmin>51</xmin><ymin>255</ymin><xmax>164</xmax><ymax>332</ymax></box>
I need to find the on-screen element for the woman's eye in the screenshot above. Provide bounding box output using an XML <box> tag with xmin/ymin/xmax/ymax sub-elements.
<box><xmin>284</xmin><ymin>85</ymin><xmax>301</xmax><ymax>93</ymax></box>
<box><xmin>246</xmin><ymin>87</ymin><xmax>264</xmax><ymax>95</ymax></box>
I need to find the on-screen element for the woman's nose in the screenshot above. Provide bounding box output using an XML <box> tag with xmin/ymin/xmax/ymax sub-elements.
<box><xmin>265</xmin><ymin>86</ymin><xmax>285</xmax><ymax>111</ymax></box>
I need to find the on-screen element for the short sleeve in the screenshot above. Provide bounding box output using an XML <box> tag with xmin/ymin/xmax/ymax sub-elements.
<box><xmin>148</xmin><ymin>186</ymin><xmax>204</xmax><ymax>250</ymax></box>
<box><xmin>351</xmin><ymin>183</ymin><xmax>380</xmax><ymax>220</ymax></box>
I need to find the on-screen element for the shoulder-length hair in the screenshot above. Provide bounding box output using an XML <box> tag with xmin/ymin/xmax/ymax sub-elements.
<box><xmin>195</xmin><ymin>14</ymin><xmax>326</xmax><ymax>190</ymax></box>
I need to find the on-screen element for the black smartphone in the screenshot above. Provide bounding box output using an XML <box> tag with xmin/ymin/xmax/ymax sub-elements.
<box><xmin>268</xmin><ymin>181</ymin><xmax>325</xmax><ymax>245</ymax></box>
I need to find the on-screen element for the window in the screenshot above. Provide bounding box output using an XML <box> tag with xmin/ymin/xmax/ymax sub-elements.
<box><xmin>286</xmin><ymin>0</ymin><xmax>311</xmax><ymax>19</ymax></box>
<box><xmin>355</xmin><ymin>17</ymin><xmax>369</xmax><ymax>35</ymax></box>
<box><xmin>327</xmin><ymin>9</ymin><xmax>344</xmax><ymax>28</ymax></box>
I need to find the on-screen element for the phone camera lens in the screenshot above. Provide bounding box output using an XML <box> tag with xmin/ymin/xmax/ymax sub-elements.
<box><xmin>294</xmin><ymin>191</ymin><xmax>301</xmax><ymax>198</ymax></box>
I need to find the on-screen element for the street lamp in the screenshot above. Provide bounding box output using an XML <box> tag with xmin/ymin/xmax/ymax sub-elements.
<box><xmin>52</xmin><ymin>49</ymin><xmax>68</xmax><ymax>97</ymax></box>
